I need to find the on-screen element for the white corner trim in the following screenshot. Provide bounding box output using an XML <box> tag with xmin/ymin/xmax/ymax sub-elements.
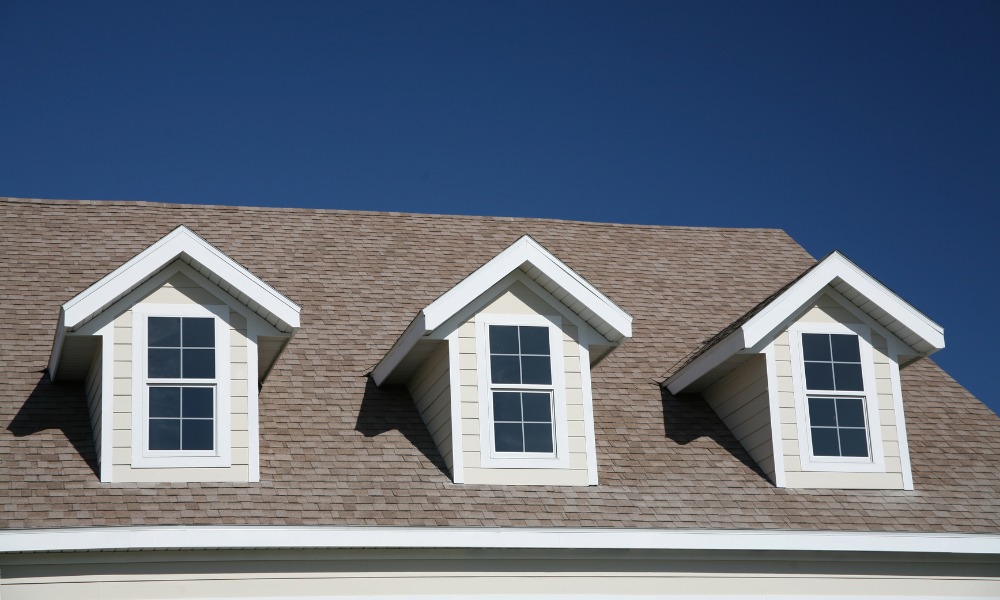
<box><xmin>762</xmin><ymin>341</ymin><xmax>786</xmax><ymax>488</ymax></box>
<box><xmin>2</xmin><ymin>526</ymin><xmax>999</xmax><ymax>555</ymax></box>
<box><xmin>447</xmin><ymin>332</ymin><xmax>465</xmax><ymax>484</ymax></box>
<box><xmin>666</xmin><ymin>252</ymin><xmax>945</xmax><ymax>394</ymax></box>
<box><xmin>98</xmin><ymin>322</ymin><xmax>114</xmax><ymax>483</ymax></box>
<box><xmin>888</xmin><ymin>346</ymin><xmax>915</xmax><ymax>491</ymax></box>
<box><xmin>247</xmin><ymin>319</ymin><xmax>261</xmax><ymax>483</ymax></box>
<box><xmin>62</xmin><ymin>225</ymin><xmax>300</xmax><ymax>331</ymax></box>
<box><xmin>579</xmin><ymin>338</ymin><xmax>599</xmax><ymax>486</ymax></box>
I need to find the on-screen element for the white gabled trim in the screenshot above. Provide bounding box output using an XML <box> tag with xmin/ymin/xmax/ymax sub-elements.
<box><xmin>666</xmin><ymin>252</ymin><xmax>945</xmax><ymax>394</ymax></box>
<box><xmin>373</xmin><ymin>236</ymin><xmax>632</xmax><ymax>386</ymax></box>
<box><xmin>2</xmin><ymin>526</ymin><xmax>999</xmax><ymax>555</ymax></box>
<box><xmin>762</xmin><ymin>341</ymin><xmax>786</xmax><ymax>488</ymax></box>
<box><xmin>98</xmin><ymin>322</ymin><xmax>114</xmax><ymax>482</ymax></box>
<box><xmin>447</xmin><ymin>331</ymin><xmax>465</xmax><ymax>484</ymax></box>
<box><xmin>50</xmin><ymin>226</ymin><xmax>300</xmax><ymax>380</ymax></box>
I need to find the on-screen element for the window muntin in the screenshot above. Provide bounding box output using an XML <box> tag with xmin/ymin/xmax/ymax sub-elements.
<box><xmin>802</xmin><ymin>333</ymin><xmax>863</xmax><ymax>392</ymax></box>
<box><xmin>487</xmin><ymin>325</ymin><xmax>556</xmax><ymax>456</ymax></box>
<box><xmin>148</xmin><ymin>386</ymin><xmax>215</xmax><ymax>451</ymax></box>
<box><xmin>800</xmin><ymin>333</ymin><xmax>871</xmax><ymax>460</ymax></box>
<box><xmin>147</xmin><ymin>317</ymin><xmax>215</xmax><ymax>379</ymax></box>
<box><xmin>807</xmin><ymin>396</ymin><xmax>868</xmax><ymax>458</ymax></box>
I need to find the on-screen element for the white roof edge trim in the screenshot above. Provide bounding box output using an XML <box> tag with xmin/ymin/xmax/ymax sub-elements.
<box><xmin>61</xmin><ymin>225</ymin><xmax>301</xmax><ymax>331</ymax></box>
<box><xmin>373</xmin><ymin>235</ymin><xmax>632</xmax><ymax>385</ymax></box>
<box><xmin>2</xmin><ymin>526</ymin><xmax>998</xmax><ymax>555</ymax></box>
<box><xmin>666</xmin><ymin>251</ymin><xmax>945</xmax><ymax>394</ymax></box>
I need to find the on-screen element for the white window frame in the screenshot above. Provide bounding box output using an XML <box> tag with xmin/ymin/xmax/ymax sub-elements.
<box><xmin>475</xmin><ymin>313</ymin><xmax>569</xmax><ymax>469</ymax></box>
<box><xmin>131</xmin><ymin>303</ymin><xmax>232</xmax><ymax>469</ymax></box>
<box><xmin>789</xmin><ymin>321</ymin><xmax>886</xmax><ymax>472</ymax></box>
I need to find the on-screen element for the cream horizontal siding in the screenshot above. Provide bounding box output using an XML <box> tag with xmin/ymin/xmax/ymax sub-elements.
<box><xmin>111</xmin><ymin>272</ymin><xmax>250</xmax><ymax>483</ymax></box>
<box><xmin>779</xmin><ymin>292</ymin><xmax>905</xmax><ymax>490</ymax></box>
<box><xmin>702</xmin><ymin>355</ymin><xmax>775</xmax><ymax>483</ymax></box>
<box><xmin>1</xmin><ymin>549</ymin><xmax>997</xmax><ymax>598</ymax></box>
<box><xmin>461</xmin><ymin>282</ymin><xmax>590</xmax><ymax>486</ymax></box>
<box><xmin>407</xmin><ymin>341</ymin><xmax>453</xmax><ymax>475</ymax></box>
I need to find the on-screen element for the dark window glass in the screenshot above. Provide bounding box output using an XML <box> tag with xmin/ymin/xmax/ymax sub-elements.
<box><xmin>493</xmin><ymin>392</ymin><xmax>522</xmax><ymax>422</ymax></box>
<box><xmin>804</xmin><ymin>362</ymin><xmax>834</xmax><ymax>390</ymax></box>
<box><xmin>182</xmin><ymin>318</ymin><xmax>215</xmax><ymax>347</ymax></box>
<box><xmin>490</xmin><ymin>356</ymin><xmax>521</xmax><ymax>384</ymax></box>
<box><xmin>149</xmin><ymin>419</ymin><xmax>181</xmax><ymax>450</ymax></box>
<box><xmin>519</xmin><ymin>326</ymin><xmax>549</xmax><ymax>355</ymax></box>
<box><xmin>808</xmin><ymin>397</ymin><xmax>837</xmax><ymax>427</ymax></box>
<box><xmin>148</xmin><ymin>317</ymin><xmax>181</xmax><ymax>347</ymax></box>
<box><xmin>839</xmin><ymin>428</ymin><xmax>869</xmax><ymax>457</ymax></box>
<box><xmin>182</xmin><ymin>419</ymin><xmax>214</xmax><ymax>451</ymax></box>
<box><xmin>833</xmin><ymin>363</ymin><xmax>864</xmax><ymax>391</ymax></box>
<box><xmin>811</xmin><ymin>427</ymin><xmax>840</xmax><ymax>457</ymax></box>
<box><xmin>802</xmin><ymin>333</ymin><xmax>831</xmax><ymax>361</ymax></box>
<box><xmin>522</xmin><ymin>393</ymin><xmax>552</xmax><ymax>422</ymax></box>
<box><xmin>148</xmin><ymin>349</ymin><xmax>181</xmax><ymax>378</ymax></box>
<box><xmin>183</xmin><ymin>388</ymin><xmax>214</xmax><ymax>419</ymax></box>
<box><xmin>149</xmin><ymin>387</ymin><xmax>181</xmax><ymax>418</ymax></box>
<box><xmin>835</xmin><ymin>398</ymin><xmax>866</xmax><ymax>428</ymax></box>
<box><xmin>494</xmin><ymin>423</ymin><xmax>523</xmax><ymax>452</ymax></box>
<box><xmin>524</xmin><ymin>423</ymin><xmax>554</xmax><ymax>453</ymax></box>
<box><xmin>830</xmin><ymin>334</ymin><xmax>861</xmax><ymax>362</ymax></box>
<box><xmin>489</xmin><ymin>325</ymin><xmax>519</xmax><ymax>354</ymax></box>
<box><xmin>520</xmin><ymin>356</ymin><xmax>552</xmax><ymax>385</ymax></box>
<box><xmin>183</xmin><ymin>349</ymin><xmax>215</xmax><ymax>379</ymax></box>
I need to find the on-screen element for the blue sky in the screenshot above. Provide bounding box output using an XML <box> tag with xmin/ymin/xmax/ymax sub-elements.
<box><xmin>1</xmin><ymin>1</ymin><xmax>997</xmax><ymax>412</ymax></box>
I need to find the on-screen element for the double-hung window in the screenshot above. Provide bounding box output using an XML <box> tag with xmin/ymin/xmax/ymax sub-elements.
<box><xmin>476</xmin><ymin>315</ymin><xmax>568</xmax><ymax>469</ymax></box>
<box><xmin>132</xmin><ymin>304</ymin><xmax>231</xmax><ymax>468</ymax></box>
<box><xmin>790</xmin><ymin>323</ymin><xmax>885</xmax><ymax>471</ymax></box>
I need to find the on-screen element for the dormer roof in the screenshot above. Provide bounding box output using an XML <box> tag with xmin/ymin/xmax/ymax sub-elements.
<box><xmin>665</xmin><ymin>251</ymin><xmax>945</xmax><ymax>394</ymax></box>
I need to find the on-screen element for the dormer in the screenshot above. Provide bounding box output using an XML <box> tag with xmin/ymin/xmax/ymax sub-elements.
<box><xmin>48</xmin><ymin>226</ymin><xmax>300</xmax><ymax>483</ymax></box>
<box><xmin>373</xmin><ymin>236</ymin><xmax>632</xmax><ymax>485</ymax></box>
<box><xmin>665</xmin><ymin>252</ymin><xmax>944</xmax><ymax>490</ymax></box>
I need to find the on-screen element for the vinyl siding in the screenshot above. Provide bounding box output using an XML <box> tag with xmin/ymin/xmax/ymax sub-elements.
<box><xmin>111</xmin><ymin>272</ymin><xmax>250</xmax><ymax>483</ymax></box>
<box><xmin>702</xmin><ymin>355</ymin><xmax>775</xmax><ymax>483</ymax></box>
<box><xmin>461</xmin><ymin>282</ymin><xmax>590</xmax><ymax>486</ymax></box>
<box><xmin>407</xmin><ymin>341</ymin><xmax>453</xmax><ymax>474</ymax></box>
<box><xmin>779</xmin><ymin>292</ymin><xmax>906</xmax><ymax>490</ymax></box>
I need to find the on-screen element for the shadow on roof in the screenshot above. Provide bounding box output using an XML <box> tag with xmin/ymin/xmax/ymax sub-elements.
<box><xmin>661</xmin><ymin>387</ymin><xmax>770</xmax><ymax>484</ymax></box>
<box><xmin>7</xmin><ymin>373</ymin><xmax>99</xmax><ymax>479</ymax></box>
<box><xmin>354</xmin><ymin>376</ymin><xmax>451</xmax><ymax>480</ymax></box>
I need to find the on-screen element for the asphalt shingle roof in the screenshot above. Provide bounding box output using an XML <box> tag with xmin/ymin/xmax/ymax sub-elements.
<box><xmin>2</xmin><ymin>197</ymin><xmax>999</xmax><ymax>532</ymax></box>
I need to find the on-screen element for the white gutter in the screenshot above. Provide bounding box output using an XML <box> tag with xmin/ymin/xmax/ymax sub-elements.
<box><xmin>2</xmin><ymin>526</ymin><xmax>999</xmax><ymax>555</ymax></box>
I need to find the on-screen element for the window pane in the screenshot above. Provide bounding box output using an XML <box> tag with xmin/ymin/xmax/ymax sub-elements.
<box><xmin>183</xmin><ymin>349</ymin><xmax>215</xmax><ymax>378</ymax></box>
<box><xmin>149</xmin><ymin>419</ymin><xmax>180</xmax><ymax>450</ymax></box>
<box><xmin>839</xmin><ymin>428</ymin><xmax>869</xmax><ymax>457</ymax></box>
<box><xmin>519</xmin><ymin>326</ymin><xmax>550</xmax><ymax>355</ymax></box>
<box><xmin>148</xmin><ymin>348</ymin><xmax>181</xmax><ymax>378</ymax></box>
<box><xmin>490</xmin><ymin>356</ymin><xmax>521</xmax><ymax>384</ymax></box>
<box><xmin>836</xmin><ymin>398</ymin><xmax>866</xmax><ymax>428</ymax></box>
<box><xmin>804</xmin><ymin>362</ymin><xmax>834</xmax><ymax>390</ymax></box>
<box><xmin>493</xmin><ymin>392</ymin><xmax>522</xmax><ymax>422</ymax></box>
<box><xmin>149</xmin><ymin>387</ymin><xmax>181</xmax><ymax>417</ymax></box>
<box><xmin>830</xmin><ymin>334</ymin><xmax>861</xmax><ymax>362</ymax></box>
<box><xmin>808</xmin><ymin>397</ymin><xmax>837</xmax><ymax>427</ymax></box>
<box><xmin>489</xmin><ymin>325</ymin><xmax>519</xmax><ymax>354</ymax></box>
<box><xmin>520</xmin><ymin>356</ymin><xmax>552</xmax><ymax>385</ymax></box>
<box><xmin>801</xmin><ymin>334</ymin><xmax>831</xmax><ymax>362</ymax></box>
<box><xmin>833</xmin><ymin>363</ymin><xmax>864</xmax><ymax>391</ymax></box>
<box><xmin>183</xmin><ymin>317</ymin><xmax>215</xmax><ymax>347</ymax></box>
<box><xmin>811</xmin><ymin>427</ymin><xmax>840</xmax><ymax>456</ymax></box>
<box><xmin>182</xmin><ymin>419</ymin><xmax>214</xmax><ymax>450</ymax></box>
<box><xmin>148</xmin><ymin>317</ymin><xmax>180</xmax><ymax>347</ymax></box>
<box><xmin>494</xmin><ymin>423</ymin><xmax>523</xmax><ymax>452</ymax></box>
<box><xmin>524</xmin><ymin>423</ymin><xmax>554</xmax><ymax>453</ymax></box>
<box><xmin>522</xmin><ymin>392</ymin><xmax>551</xmax><ymax>422</ymax></box>
<box><xmin>183</xmin><ymin>387</ymin><xmax>214</xmax><ymax>418</ymax></box>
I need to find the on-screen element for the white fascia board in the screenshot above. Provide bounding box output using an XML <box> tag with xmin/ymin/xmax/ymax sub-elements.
<box><xmin>61</xmin><ymin>226</ymin><xmax>300</xmax><ymax>332</ymax></box>
<box><xmin>666</xmin><ymin>252</ymin><xmax>945</xmax><ymax>394</ymax></box>
<box><xmin>2</xmin><ymin>526</ymin><xmax>999</xmax><ymax>556</ymax></box>
<box><xmin>742</xmin><ymin>252</ymin><xmax>944</xmax><ymax>351</ymax></box>
<box><xmin>371</xmin><ymin>312</ymin><xmax>427</xmax><ymax>386</ymax></box>
<box><xmin>423</xmin><ymin>236</ymin><xmax>632</xmax><ymax>339</ymax></box>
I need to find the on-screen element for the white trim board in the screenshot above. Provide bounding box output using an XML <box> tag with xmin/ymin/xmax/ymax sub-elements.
<box><xmin>666</xmin><ymin>251</ymin><xmax>945</xmax><ymax>395</ymax></box>
<box><xmin>2</xmin><ymin>526</ymin><xmax>999</xmax><ymax>555</ymax></box>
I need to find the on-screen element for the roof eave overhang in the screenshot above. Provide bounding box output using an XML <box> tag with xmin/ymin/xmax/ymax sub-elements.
<box><xmin>372</xmin><ymin>235</ymin><xmax>632</xmax><ymax>386</ymax></box>
<box><xmin>48</xmin><ymin>225</ymin><xmax>301</xmax><ymax>380</ymax></box>
<box><xmin>666</xmin><ymin>251</ymin><xmax>945</xmax><ymax>395</ymax></box>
